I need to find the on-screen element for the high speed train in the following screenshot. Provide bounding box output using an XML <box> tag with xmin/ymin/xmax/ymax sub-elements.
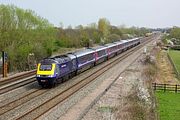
<box><xmin>36</xmin><ymin>38</ymin><xmax>140</xmax><ymax>87</ymax></box>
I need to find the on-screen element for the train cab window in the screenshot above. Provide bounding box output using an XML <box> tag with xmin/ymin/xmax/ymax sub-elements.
<box><xmin>40</xmin><ymin>64</ymin><xmax>52</xmax><ymax>71</ymax></box>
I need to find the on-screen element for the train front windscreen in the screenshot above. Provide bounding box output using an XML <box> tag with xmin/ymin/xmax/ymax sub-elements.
<box><xmin>36</xmin><ymin>63</ymin><xmax>56</xmax><ymax>77</ymax></box>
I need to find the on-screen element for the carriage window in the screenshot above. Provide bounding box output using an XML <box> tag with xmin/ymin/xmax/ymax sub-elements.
<box><xmin>79</xmin><ymin>53</ymin><xmax>94</xmax><ymax>64</ymax></box>
<box><xmin>40</xmin><ymin>64</ymin><xmax>52</xmax><ymax>71</ymax></box>
<box><xmin>98</xmin><ymin>50</ymin><xmax>106</xmax><ymax>56</ymax></box>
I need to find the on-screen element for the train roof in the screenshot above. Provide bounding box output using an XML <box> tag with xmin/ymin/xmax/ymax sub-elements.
<box><xmin>40</xmin><ymin>54</ymin><xmax>76</xmax><ymax>64</ymax></box>
<box><xmin>66</xmin><ymin>53</ymin><xmax>76</xmax><ymax>59</ymax></box>
<box><xmin>73</xmin><ymin>49</ymin><xmax>95</xmax><ymax>57</ymax></box>
<box><xmin>114</xmin><ymin>40</ymin><xmax>127</xmax><ymax>45</ymax></box>
<box><xmin>104</xmin><ymin>43</ymin><xmax>117</xmax><ymax>48</ymax></box>
<box><xmin>121</xmin><ymin>40</ymin><xmax>129</xmax><ymax>43</ymax></box>
<box><xmin>40</xmin><ymin>59</ymin><xmax>58</xmax><ymax>64</ymax></box>
<box><xmin>89</xmin><ymin>46</ymin><xmax>107</xmax><ymax>51</ymax></box>
<box><xmin>54</xmin><ymin>55</ymin><xmax>71</xmax><ymax>63</ymax></box>
<box><xmin>128</xmin><ymin>38</ymin><xmax>139</xmax><ymax>41</ymax></box>
<box><xmin>46</xmin><ymin>55</ymin><xmax>72</xmax><ymax>64</ymax></box>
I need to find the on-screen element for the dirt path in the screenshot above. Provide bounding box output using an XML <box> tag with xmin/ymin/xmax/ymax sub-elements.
<box><xmin>155</xmin><ymin>50</ymin><xmax>179</xmax><ymax>84</ymax></box>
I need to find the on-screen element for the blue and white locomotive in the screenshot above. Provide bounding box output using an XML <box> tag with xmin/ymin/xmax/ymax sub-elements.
<box><xmin>36</xmin><ymin>38</ymin><xmax>141</xmax><ymax>87</ymax></box>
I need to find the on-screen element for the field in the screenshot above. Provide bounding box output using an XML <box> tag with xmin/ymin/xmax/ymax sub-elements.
<box><xmin>169</xmin><ymin>50</ymin><xmax>180</xmax><ymax>72</ymax></box>
<box><xmin>155</xmin><ymin>91</ymin><xmax>180</xmax><ymax>120</ymax></box>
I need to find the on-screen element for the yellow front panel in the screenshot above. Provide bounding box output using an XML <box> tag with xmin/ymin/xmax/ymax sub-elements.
<box><xmin>37</xmin><ymin>63</ymin><xmax>56</xmax><ymax>75</ymax></box>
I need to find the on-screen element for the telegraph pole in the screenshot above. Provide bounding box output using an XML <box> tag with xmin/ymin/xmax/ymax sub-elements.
<box><xmin>2</xmin><ymin>51</ymin><xmax>8</xmax><ymax>77</ymax></box>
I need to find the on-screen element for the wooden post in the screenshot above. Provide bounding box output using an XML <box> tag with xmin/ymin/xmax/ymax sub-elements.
<box><xmin>175</xmin><ymin>85</ymin><xmax>177</xmax><ymax>93</ymax></box>
<box><xmin>164</xmin><ymin>84</ymin><xmax>166</xmax><ymax>92</ymax></box>
<box><xmin>154</xmin><ymin>83</ymin><xmax>156</xmax><ymax>91</ymax></box>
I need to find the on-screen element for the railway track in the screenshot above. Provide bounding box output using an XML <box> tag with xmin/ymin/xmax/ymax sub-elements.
<box><xmin>0</xmin><ymin>36</ymin><xmax>155</xmax><ymax>95</ymax></box>
<box><xmin>0</xmin><ymin>70</ymin><xmax>36</xmax><ymax>87</ymax></box>
<box><xmin>0</xmin><ymin>77</ymin><xmax>36</xmax><ymax>95</ymax></box>
<box><xmin>13</xmin><ymin>35</ymin><xmax>157</xmax><ymax>120</ymax></box>
<box><xmin>0</xmin><ymin>35</ymin><xmax>159</xmax><ymax>120</ymax></box>
<box><xmin>0</xmin><ymin>88</ymin><xmax>47</xmax><ymax>115</ymax></box>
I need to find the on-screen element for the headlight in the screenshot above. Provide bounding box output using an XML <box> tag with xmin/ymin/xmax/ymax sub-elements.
<box><xmin>36</xmin><ymin>74</ymin><xmax>40</xmax><ymax>77</ymax></box>
<box><xmin>48</xmin><ymin>75</ymin><xmax>54</xmax><ymax>77</ymax></box>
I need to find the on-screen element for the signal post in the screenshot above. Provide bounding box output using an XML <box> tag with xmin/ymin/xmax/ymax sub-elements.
<box><xmin>2</xmin><ymin>51</ymin><xmax>8</xmax><ymax>77</ymax></box>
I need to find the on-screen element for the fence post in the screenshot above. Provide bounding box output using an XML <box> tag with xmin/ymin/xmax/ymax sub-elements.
<box><xmin>154</xmin><ymin>83</ymin><xmax>156</xmax><ymax>91</ymax></box>
<box><xmin>164</xmin><ymin>84</ymin><xmax>166</xmax><ymax>92</ymax></box>
<box><xmin>175</xmin><ymin>85</ymin><xmax>177</xmax><ymax>93</ymax></box>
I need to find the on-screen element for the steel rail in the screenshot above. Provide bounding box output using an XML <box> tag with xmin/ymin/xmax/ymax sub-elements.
<box><xmin>0</xmin><ymin>88</ymin><xmax>47</xmax><ymax>115</ymax></box>
<box><xmin>0</xmin><ymin>77</ymin><xmax>36</xmax><ymax>95</ymax></box>
<box><xmin>0</xmin><ymin>70</ymin><xmax>36</xmax><ymax>87</ymax></box>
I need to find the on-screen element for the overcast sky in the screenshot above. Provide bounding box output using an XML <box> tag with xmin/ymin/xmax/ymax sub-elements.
<box><xmin>0</xmin><ymin>0</ymin><xmax>179</xmax><ymax>28</ymax></box>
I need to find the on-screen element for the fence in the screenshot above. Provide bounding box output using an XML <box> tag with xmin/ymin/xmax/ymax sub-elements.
<box><xmin>152</xmin><ymin>83</ymin><xmax>180</xmax><ymax>93</ymax></box>
<box><xmin>167</xmin><ymin>50</ymin><xmax>180</xmax><ymax>79</ymax></box>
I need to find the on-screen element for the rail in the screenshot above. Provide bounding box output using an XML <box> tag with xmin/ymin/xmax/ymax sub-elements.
<box><xmin>0</xmin><ymin>70</ymin><xmax>36</xmax><ymax>86</ymax></box>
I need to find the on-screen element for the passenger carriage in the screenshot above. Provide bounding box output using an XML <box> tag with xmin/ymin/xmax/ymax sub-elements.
<box><xmin>90</xmin><ymin>46</ymin><xmax>108</xmax><ymax>65</ymax></box>
<box><xmin>72</xmin><ymin>49</ymin><xmax>96</xmax><ymax>73</ymax></box>
<box><xmin>104</xmin><ymin>43</ymin><xmax>118</xmax><ymax>59</ymax></box>
<box><xmin>114</xmin><ymin>40</ymin><xmax>127</xmax><ymax>54</ymax></box>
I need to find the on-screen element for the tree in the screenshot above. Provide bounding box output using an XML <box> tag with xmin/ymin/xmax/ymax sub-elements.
<box><xmin>98</xmin><ymin>18</ymin><xmax>110</xmax><ymax>41</ymax></box>
<box><xmin>108</xmin><ymin>34</ymin><xmax>121</xmax><ymax>42</ymax></box>
<box><xmin>110</xmin><ymin>26</ymin><xmax>122</xmax><ymax>37</ymax></box>
<box><xmin>0</xmin><ymin>5</ymin><xmax>55</xmax><ymax>71</ymax></box>
<box><xmin>170</xmin><ymin>27</ymin><xmax>180</xmax><ymax>40</ymax></box>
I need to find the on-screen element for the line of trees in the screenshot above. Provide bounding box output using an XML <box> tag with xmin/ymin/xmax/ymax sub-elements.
<box><xmin>163</xmin><ymin>27</ymin><xmax>180</xmax><ymax>45</ymax></box>
<box><xmin>0</xmin><ymin>5</ymin><xmax>56</xmax><ymax>71</ymax></box>
<box><xmin>168</xmin><ymin>27</ymin><xmax>180</xmax><ymax>45</ymax></box>
<box><xmin>55</xmin><ymin>19</ymin><xmax>150</xmax><ymax>48</ymax></box>
<box><xmin>0</xmin><ymin>5</ymin><xmax>150</xmax><ymax>72</ymax></box>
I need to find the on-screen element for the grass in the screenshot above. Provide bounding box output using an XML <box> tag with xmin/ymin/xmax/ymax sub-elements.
<box><xmin>98</xmin><ymin>106</ymin><xmax>116</xmax><ymax>113</ymax></box>
<box><xmin>155</xmin><ymin>91</ymin><xmax>180</xmax><ymax>120</ymax></box>
<box><xmin>169</xmin><ymin>50</ymin><xmax>180</xmax><ymax>73</ymax></box>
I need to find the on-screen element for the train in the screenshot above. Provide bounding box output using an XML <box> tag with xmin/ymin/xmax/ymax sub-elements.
<box><xmin>36</xmin><ymin>38</ymin><xmax>141</xmax><ymax>87</ymax></box>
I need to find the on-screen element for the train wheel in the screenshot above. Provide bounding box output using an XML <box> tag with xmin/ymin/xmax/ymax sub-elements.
<box><xmin>94</xmin><ymin>62</ymin><xmax>96</xmax><ymax>66</ymax></box>
<box><xmin>53</xmin><ymin>79</ymin><xmax>57</xmax><ymax>87</ymax></box>
<box><xmin>74</xmin><ymin>71</ymin><xmax>77</xmax><ymax>76</ymax></box>
<box><xmin>49</xmin><ymin>81</ymin><xmax>55</xmax><ymax>88</ymax></box>
<box><xmin>58</xmin><ymin>78</ymin><xmax>63</xmax><ymax>83</ymax></box>
<box><xmin>41</xmin><ymin>84</ymin><xmax>45</xmax><ymax>88</ymax></box>
<box><xmin>90</xmin><ymin>63</ymin><xmax>93</xmax><ymax>68</ymax></box>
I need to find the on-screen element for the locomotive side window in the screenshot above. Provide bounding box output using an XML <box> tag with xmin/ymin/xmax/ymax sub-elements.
<box><xmin>40</xmin><ymin>64</ymin><xmax>52</xmax><ymax>71</ymax></box>
<box><xmin>55</xmin><ymin>65</ymin><xmax>60</xmax><ymax>75</ymax></box>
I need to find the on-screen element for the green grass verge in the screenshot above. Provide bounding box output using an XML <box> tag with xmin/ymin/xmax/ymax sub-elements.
<box><xmin>155</xmin><ymin>91</ymin><xmax>180</xmax><ymax>120</ymax></box>
<box><xmin>169</xmin><ymin>50</ymin><xmax>180</xmax><ymax>73</ymax></box>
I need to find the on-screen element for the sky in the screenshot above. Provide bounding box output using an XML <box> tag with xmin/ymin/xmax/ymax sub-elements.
<box><xmin>0</xmin><ymin>0</ymin><xmax>180</xmax><ymax>28</ymax></box>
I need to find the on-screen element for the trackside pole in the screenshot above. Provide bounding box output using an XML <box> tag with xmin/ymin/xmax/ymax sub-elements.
<box><xmin>2</xmin><ymin>51</ymin><xmax>8</xmax><ymax>77</ymax></box>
